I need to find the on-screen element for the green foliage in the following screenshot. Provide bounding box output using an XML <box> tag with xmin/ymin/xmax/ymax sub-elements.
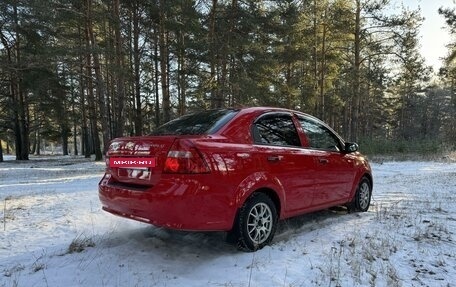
<box><xmin>0</xmin><ymin>0</ymin><xmax>455</xmax><ymax>159</ymax></box>
<box><xmin>359</xmin><ymin>138</ymin><xmax>447</xmax><ymax>156</ymax></box>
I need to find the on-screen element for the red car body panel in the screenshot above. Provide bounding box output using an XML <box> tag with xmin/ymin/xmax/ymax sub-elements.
<box><xmin>98</xmin><ymin>107</ymin><xmax>372</xmax><ymax>231</ymax></box>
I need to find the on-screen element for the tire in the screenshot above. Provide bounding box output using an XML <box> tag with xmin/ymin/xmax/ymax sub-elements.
<box><xmin>230</xmin><ymin>193</ymin><xmax>278</xmax><ymax>251</ymax></box>
<box><xmin>347</xmin><ymin>177</ymin><xmax>372</xmax><ymax>213</ymax></box>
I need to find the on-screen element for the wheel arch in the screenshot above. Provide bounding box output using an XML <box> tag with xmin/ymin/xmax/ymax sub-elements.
<box><xmin>233</xmin><ymin>172</ymin><xmax>285</xmax><ymax>212</ymax></box>
<box><xmin>231</xmin><ymin>184</ymin><xmax>283</xmax><ymax>231</ymax></box>
<box><xmin>362</xmin><ymin>172</ymin><xmax>373</xmax><ymax>190</ymax></box>
<box><xmin>347</xmin><ymin>172</ymin><xmax>373</xmax><ymax>212</ymax></box>
<box><xmin>253</xmin><ymin>187</ymin><xmax>282</xmax><ymax>219</ymax></box>
<box><xmin>349</xmin><ymin>171</ymin><xmax>373</xmax><ymax>201</ymax></box>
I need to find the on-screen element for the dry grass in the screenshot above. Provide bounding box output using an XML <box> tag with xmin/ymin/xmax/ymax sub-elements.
<box><xmin>68</xmin><ymin>234</ymin><xmax>96</xmax><ymax>254</ymax></box>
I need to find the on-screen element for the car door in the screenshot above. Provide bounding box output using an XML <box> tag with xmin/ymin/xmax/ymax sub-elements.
<box><xmin>296</xmin><ymin>115</ymin><xmax>357</xmax><ymax>207</ymax></box>
<box><xmin>252</xmin><ymin>112</ymin><xmax>316</xmax><ymax>215</ymax></box>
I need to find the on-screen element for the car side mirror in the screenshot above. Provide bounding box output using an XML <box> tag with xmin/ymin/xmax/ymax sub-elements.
<box><xmin>344</xmin><ymin>142</ymin><xmax>359</xmax><ymax>153</ymax></box>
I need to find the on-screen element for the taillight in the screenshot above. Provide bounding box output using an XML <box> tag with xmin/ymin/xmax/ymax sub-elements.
<box><xmin>163</xmin><ymin>139</ymin><xmax>210</xmax><ymax>174</ymax></box>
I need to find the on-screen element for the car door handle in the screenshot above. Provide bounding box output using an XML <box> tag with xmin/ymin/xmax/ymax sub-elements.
<box><xmin>318</xmin><ymin>158</ymin><xmax>329</xmax><ymax>165</ymax></box>
<box><xmin>236</xmin><ymin>153</ymin><xmax>250</xmax><ymax>159</ymax></box>
<box><xmin>267</xmin><ymin>155</ymin><xmax>283</xmax><ymax>162</ymax></box>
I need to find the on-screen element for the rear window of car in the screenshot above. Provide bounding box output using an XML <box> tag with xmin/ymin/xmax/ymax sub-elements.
<box><xmin>150</xmin><ymin>109</ymin><xmax>239</xmax><ymax>135</ymax></box>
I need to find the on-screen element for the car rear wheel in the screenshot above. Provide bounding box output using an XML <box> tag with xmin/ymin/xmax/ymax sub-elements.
<box><xmin>348</xmin><ymin>177</ymin><xmax>371</xmax><ymax>212</ymax></box>
<box><xmin>231</xmin><ymin>193</ymin><xmax>278</xmax><ymax>251</ymax></box>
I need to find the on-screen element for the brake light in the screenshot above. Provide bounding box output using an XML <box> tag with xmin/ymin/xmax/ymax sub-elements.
<box><xmin>163</xmin><ymin>139</ymin><xmax>210</xmax><ymax>174</ymax></box>
<box><xmin>105</xmin><ymin>156</ymin><xmax>110</xmax><ymax>167</ymax></box>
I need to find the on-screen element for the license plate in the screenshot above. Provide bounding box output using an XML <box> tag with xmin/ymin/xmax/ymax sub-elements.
<box><xmin>118</xmin><ymin>167</ymin><xmax>151</xmax><ymax>180</ymax></box>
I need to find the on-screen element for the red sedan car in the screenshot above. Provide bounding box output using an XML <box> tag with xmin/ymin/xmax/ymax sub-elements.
<box><xmin>99</xmin><ymin>107</ymin><xmax>372</xmax><ymax>251</ymax></box>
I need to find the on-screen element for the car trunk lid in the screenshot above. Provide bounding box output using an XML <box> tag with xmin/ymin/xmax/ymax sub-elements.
<box><xmin>106</xmin><ymin>136</ymin><xmax>175</xmax><ymax>186</ymax></box>
<box><xmin>105</xmin><ymin>136</ymin><xmax>210</xmax><ymax>186</ymax></box>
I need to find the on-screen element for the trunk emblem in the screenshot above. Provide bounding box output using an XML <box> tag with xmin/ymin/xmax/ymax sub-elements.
<box><xmin>125</xmin><ymin>142</ymin><xmax>135</xmax><ymax>150</ymax></box>
<box><xmin>110</xmin><ymin>142</ymin><xmax>121</xmax><ymax>151</ymax></box>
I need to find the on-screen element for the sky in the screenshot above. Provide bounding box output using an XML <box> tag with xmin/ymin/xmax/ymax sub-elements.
<box><xmin>401</xmin><ymin>0</ymin><xmax>454</xmax><ymax>71</ymax></box>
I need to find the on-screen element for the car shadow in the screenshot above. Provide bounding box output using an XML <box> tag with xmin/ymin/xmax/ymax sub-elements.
<box><xmin>99</xmin><ymin>206</ymin><xmax>357</xmax><ymax>258</ymax></box>
<box><xmin>274</xmin><ymin>206</ymin><xmax>353</xmax><ymax>243</ymax></box>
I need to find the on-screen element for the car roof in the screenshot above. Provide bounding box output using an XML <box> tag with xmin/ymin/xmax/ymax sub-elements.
<box><xmin>233</xmin><ymin>106</ymin><xmax>312</xmax><ymax>118</ymax></box>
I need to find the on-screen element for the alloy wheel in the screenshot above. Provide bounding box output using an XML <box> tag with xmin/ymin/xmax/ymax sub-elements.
<box><xmin>246</xmin><ymin>202</ymin><xmax>273</xmax><ymax>245</ymax></box>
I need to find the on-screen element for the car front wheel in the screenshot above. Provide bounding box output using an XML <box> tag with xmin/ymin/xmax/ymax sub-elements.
<box><xmin>232</xmin><ymin>193</ymin><xmax>278</xmax><ymax>251</ymax></box>
<box><xmin>348</xmin><ymin>177</ymin><xmax>372</xmax><ymax>212</ymax></box>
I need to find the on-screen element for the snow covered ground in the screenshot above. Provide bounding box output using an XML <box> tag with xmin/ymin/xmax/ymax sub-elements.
<box><xmin>0</xmin><ymin>156</ymin><xmax>455</xmax><ymax>287</ymax></box>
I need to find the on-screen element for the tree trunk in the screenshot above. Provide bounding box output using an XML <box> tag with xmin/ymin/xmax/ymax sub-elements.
<box><xmin>0</xmin><ymin>32</ymin><xmax>14</xmax><ymax>159</ymax></box>
<box><xmin>17</xmin><ymin>89</ymin><xmax>29</xmax><ymax>160</ymax></box>
<box><xmin>85</xmin><ymin>0</ymin><xmax>103</xmax><ymax>161</ymax></box>
<box><xmin>12</xmin><ymin>3</ymin><xmax>29</xmax><ymax>160</ymax></box>
<box><xmin>209</xmin><ymin>0</ymin><xmax>218</xmax><ymax>108</ymax></box>
<box><xmin>35</xmin><ymin>131</ymin><xmax>41</xmax><ymax>155</ymax></box>
<box><xmin>0</xmin><ymin>140</ymin><xmax>3</xmax><ymax>162</ymax></box>
<box><xmin>62</xmin><ymin>126</ymin><xmax>69</xmax><ymax>156</ymax></box>
<box><xmin>351</xmin><ymin>0</ymin><xmax>361</xmax><ymax>141</ymax></box>
<box><xmin>217</xmin><ymin>0</ymin><xmax>237</xmax><ymax>109</ymax></box>
<box><xmin>451</xmin><ymin>77</ymin><xmax>456</xmax><ymax>143</ymax></box>
<box><xmin>113</xmin><ymin>0</ymin><xmax>126</xmax><ymax>137</ymax></box>
<box><xmin>318</xmin><ymin>12</ymin><xmax>327</xmax><ymax>120</ymax></box>
<box><xmin>59</xmin><ymin>66</ymin><xmax>69</xmax><ymax>156</ymax></box>
<box><xmin>77</xmin><ymin>25</ymin><xmax>90</xmax><ymax>158</ymax></box>
<box><xmin>73</xmin><ymin>122</ymin><xmax>78</xmax><ymax>156</ymax></box>
<box><xmin>30</xmin><ymin>127</ymin><xmax>37</xmax><ymax>155</ymax></box>
<box><xmin>159</xmin><ymin>0</ymin><xmax>170</xmax><ymax>122</ymax></box>
<box><xmin>71</xmin><ymin>83</ymin><xmax>78</xmax><ymax>156</ymax></box>
<box><xmin>286</xmin><ymin>63</ymin><xmax>292</xmax><ymax>108</ymax></box>
<box><xmin>313</xmin><ymin>0</ymin><xmax>319</xmax><ymax>115</ymax></box>
<box><xmin>177</xmin><ymin>28</ymin><xmax>186</xmax><ymax>116</ymax></box>
<box><xmin>154</xmin><ymin>26</ymin><xmax>160</xmax><ymax>127</ymax></box>
<box><xmin>133</xmin><ymin>1</ymin><xmax>142</xmax><ymax>135</ymax></box>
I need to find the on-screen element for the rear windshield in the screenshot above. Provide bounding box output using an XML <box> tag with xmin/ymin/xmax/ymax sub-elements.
<box><xmin>150</xmin><ymin>109</ymin><xmax>239</xmax><ymax>135</ymax></box>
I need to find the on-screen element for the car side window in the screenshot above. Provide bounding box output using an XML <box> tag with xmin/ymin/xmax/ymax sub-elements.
<box><xmin>298</xmin><ymin>117</ymin><xmax>340</xmax><ymax>151</ymax></box>
<box><xmin>253</xmin><ymin>113</ymin><xmax>301</xmax><ymax>147</ymax></box>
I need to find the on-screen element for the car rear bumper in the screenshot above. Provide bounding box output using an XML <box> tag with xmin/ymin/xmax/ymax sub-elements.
<box><xmin>98</xmin><ymin>173</ymin><xmax>236</xmax><ymax>231</ymax></box>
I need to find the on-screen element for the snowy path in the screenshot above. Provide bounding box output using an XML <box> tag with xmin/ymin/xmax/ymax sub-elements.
<box><xmin>0</xmin><ymin>157</ymin><xmax>455</xmax><ymax>287</ymax></box>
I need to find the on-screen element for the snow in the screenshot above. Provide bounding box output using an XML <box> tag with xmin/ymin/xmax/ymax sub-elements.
<box><xmin>1</xmin><ymin>156</ymin><xmax>455</xmax><ymax>287</ymax></box>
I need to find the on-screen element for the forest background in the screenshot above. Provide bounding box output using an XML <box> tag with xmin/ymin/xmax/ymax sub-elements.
<box><xmin>1</xmin><ymin>0</ymin><xmax>455</xmax><ymax>161</ymax></box>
